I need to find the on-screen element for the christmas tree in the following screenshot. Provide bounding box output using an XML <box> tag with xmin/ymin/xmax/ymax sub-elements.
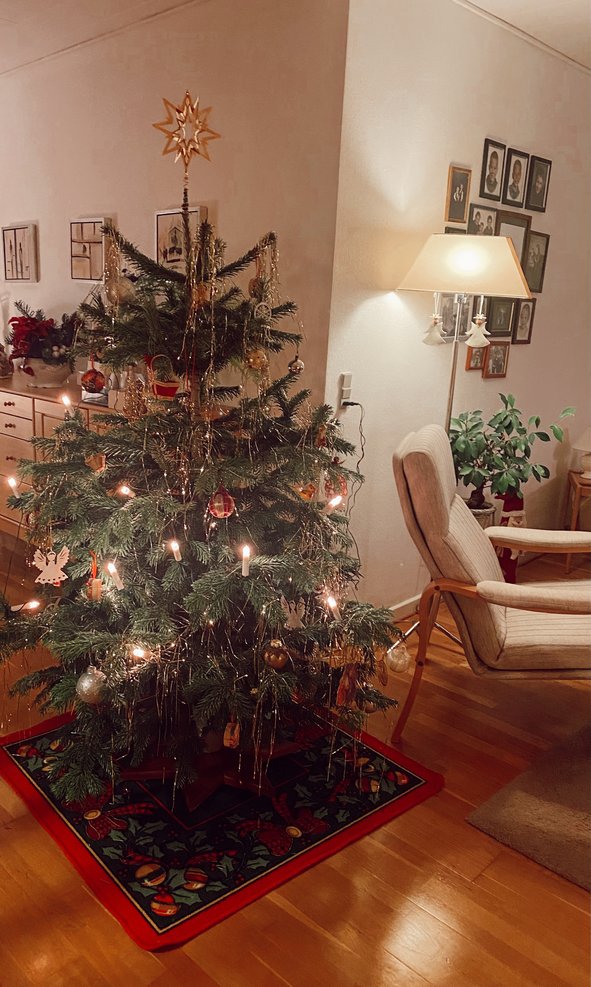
<box><xmin>0</xmin><ymin>91</ymin><xmax>399</xmax><ymax>802</ymax></box>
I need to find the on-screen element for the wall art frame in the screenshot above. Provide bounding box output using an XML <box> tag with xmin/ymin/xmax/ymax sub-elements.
<box><xmin>482</xmin><ymin>340</ymin><xmax>510</xmax><ymax>379</ymax></box>
<box><xmin>501</xmin><ymin>147</ymin><xmax>530</xmax><ymax>208</ymax></box>
<box><xmin>523</xmin><ymin>230</ymin><xmax>550</xmax><ymax>293</ymax></box>
<box><xmin>2</xmin><ymin>223</ymin><xmax>39</xmax><ymax>282</ymax></box>
<box><xmin>495</xmin><ymin>209</ymin><xmax>531</xmax><ymax>265</ymax></box>
<box><xmin>479</xmin><ymin>138</ymin><xmax>506</xmax><ymax>202</ymax></box>
<box><xmin>70</xmin><ymin>218</ymin><xmax>109</xmax><ymax>282</ymax></box>
<box><xmin>155</xmin><ymin>205</ymin><xmax>208</xmax><ymax>274</ymax></box>
<box><xmin>445</xmin><ymin>165</ymin><xmax>471</xmax><ymax>224</ymax></box>
<box><xmin>511</xmin><ymin>298</ymin><xmax>536</xmax><ymax>344</ymax></box>
<box><xmin>524</xmin><ymin>156</ymin><xmax>551</xmax><ymax>213</ymax></box>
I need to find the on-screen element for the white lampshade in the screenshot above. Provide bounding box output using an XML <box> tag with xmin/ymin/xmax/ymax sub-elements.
<box><xmin>398</xmin><ymin>235</ymin><xmax>531</xmax><ymax>298</ymax></box>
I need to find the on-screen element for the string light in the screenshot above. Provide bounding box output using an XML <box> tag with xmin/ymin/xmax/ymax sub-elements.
<box><xmin>7</xmin><ymin>476</ymin><xmax>17</xmax><ymax>490</ymax></box>
<box><xmin>106</xmin><ymin>562</ymin><xmax>124</xmax><ymax>590</ymax></box>
<box><xmin>11</xmin><ymin>599</ymin><xmax>41</xmax><ymax>613</ymax></box>
<box><xmin>169</xmin><ymin>540</ymin><xmax>182</xmax><ymax>562</ymax></box>
<box><xmin>326</xmin><ymin>595</ymin><xmax>342</xmax><ymax>620</ymax></box>
<box><xmin>61</xmin><ymin>394</ymin><xmax>71</xmax><ymax>408</ymax></box>
<box><xmin>117</xmin><ymin>484</ymin><xmax>135</xmax><ymax>498</ymax></box>
<box><xmin>131</xmin><ymin>646</ymin><xmax>146</xmax><ymax>660</ymax></box>
<box><xmin>241</xmin><ymin>545</ymin><xmax>251</xmax><ymax>577</ymax></box>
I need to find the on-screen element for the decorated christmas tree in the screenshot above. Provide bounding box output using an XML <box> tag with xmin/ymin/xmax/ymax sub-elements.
<box><xmin>0</xmin><ymin>91</ymin><xmax>400</xmax><ymax>802</ymax></box>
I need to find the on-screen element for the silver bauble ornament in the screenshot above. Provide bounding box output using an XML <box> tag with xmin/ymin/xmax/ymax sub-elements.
<box><xmin>76</xmin><ymin>665</ymin><xmax>107</xmax><ymax>704</ymax></box>
<box><xmin>385</xmin><ymin>643</ymin><xmax>411</xmax><ymax>673</ymax></box>
<box><xmin>288</xmin><ymin>357</ymin><xmax>305</xmax><ymax>376</ymax></box>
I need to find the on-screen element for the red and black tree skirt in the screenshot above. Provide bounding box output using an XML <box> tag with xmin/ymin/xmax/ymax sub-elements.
<box><xmin>0</xmin><ymin>717</ymin><xmax>443</xmax><ymax>951</ymax></box>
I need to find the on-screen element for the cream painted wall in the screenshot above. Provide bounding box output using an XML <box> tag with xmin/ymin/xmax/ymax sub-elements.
<box><xmin>326</xmin><ymin>0</ymin><xmax>591</xmax><ymax>607</ymax></box>
<box><xmin>0</xmin><ymin>0</ymin><xmax>349</xmax><ymax>402</ymax></box>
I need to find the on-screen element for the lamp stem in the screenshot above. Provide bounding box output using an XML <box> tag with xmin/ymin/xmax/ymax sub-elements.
<box><xmin>444</xmin><ymin>294</ymin><xmax>466</xmax><ymax>432</ymax></box>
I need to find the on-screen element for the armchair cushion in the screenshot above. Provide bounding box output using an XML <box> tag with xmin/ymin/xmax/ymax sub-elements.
<box><xmin>476</xmin><ymin>579</ymin><xmax>591</xmax><ymax>615</ymax></box>
<box><xmin>496</xmin><ymin>608</ymin><xmax>591</xmax><ymax>670</ymax></box>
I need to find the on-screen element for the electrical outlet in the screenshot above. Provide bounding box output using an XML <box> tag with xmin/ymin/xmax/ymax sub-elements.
<box><xmin>339</xmin><ymin>371</ymin><xmax>352</xmax><ymax>407</ymax></box>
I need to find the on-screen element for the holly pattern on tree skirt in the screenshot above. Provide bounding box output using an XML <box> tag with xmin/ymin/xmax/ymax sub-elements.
<box><xmin>1</xmin><ymin>716</ymin><xmax>442</xmax><ymax>950</ymax></box>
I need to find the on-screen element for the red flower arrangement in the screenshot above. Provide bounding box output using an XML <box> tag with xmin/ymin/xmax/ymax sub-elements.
<box><xmin>8</xmin><ymin>300</ymin><xmax>79</xmax><ymax>372</ymax></box>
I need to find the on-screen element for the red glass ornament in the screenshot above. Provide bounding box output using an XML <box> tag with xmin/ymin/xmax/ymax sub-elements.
<box><xmin>81</xmin><ymin>368</ymin><xmax>106</xmax><ymax>393</ymax></box>
<box><xmin>208</xmin><ymin>486</ymin><xmax>235</xmax><ymax>518</ymax></box>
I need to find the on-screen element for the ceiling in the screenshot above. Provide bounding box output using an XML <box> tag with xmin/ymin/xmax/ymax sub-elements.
<box><xmin>457</xmin><ymin>0</ymin><xmax>590</xmax><ymax>69</ymax></box>
<box><xmin>0</xmin><ymin>0</ymin><xmax>589</xmax><ymax>75</ymax></box>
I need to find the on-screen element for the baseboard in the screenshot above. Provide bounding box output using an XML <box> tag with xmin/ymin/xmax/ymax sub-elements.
<box><xmin>389</xmin><ymin>594</ymin><xmax>421</xmax><ymax>621</ymax></box>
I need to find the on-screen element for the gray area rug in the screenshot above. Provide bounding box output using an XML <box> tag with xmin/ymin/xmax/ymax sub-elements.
<box><xmin>468</xmin><ymin>726</ymin><xmax>591</xmax><ymax>890</ymax></box>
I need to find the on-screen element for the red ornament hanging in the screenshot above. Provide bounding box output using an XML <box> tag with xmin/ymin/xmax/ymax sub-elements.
<box><xmin>208</xmin><ymin>486</ymin><xmax>235</xmax><ymax>518</ymax></box>
<box><xmin>81</xmin><ymin>367</ymin><xmax>106</xmax><ymax>394</ymax></box>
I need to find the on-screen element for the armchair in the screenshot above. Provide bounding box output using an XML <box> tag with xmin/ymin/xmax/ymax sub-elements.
<box><xmin>391</xmin><ymin>425</ymin><xmax>591</xmax><ymax>742</ymax></box>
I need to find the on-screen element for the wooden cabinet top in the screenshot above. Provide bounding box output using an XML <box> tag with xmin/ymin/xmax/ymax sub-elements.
<box><xmin>0</xmin><ymin>374</ymin><xmax>109</xmax><ymax>413</ymax></box>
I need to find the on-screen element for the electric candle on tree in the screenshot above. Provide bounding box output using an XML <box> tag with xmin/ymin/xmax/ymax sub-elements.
<box><xmin>169</xmin><ymin>540</ymin><xmax>182</xmax><ymax>562</ymax></box>
<box><xmin>241</xmin><ymin>545</ymin><xmax>251</xmax><ymax>577</ymax></box>
<box><xmin>107</xmin><ymin>562</ymin><xmax>124</xmax><ymax>590</ymax></box>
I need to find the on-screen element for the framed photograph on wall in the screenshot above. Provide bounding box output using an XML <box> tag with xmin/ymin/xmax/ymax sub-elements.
<box><xmin>440</xmin><ymin>293</ymin><xmax>471</xmax><ymax>339</ymax></box>
<box><xmin>70</xmin><ymin>219</ymin><xmax>109</xmax><ymax>281</ymax></box>
<box><xmin>523</xmin><ymin>231</ymin><xmax>550</xmax><ymax>293</ymax></box>
<box><xmin>495</xmin><ymin>209</ymin><xmax>531</xmax><ymax>265</ymax></box>
<box><xmin>501</xmin><ymin>148</ymin><xmax>530</xmax><ymax>208</ymax></box>
<box><xmin>482</xmin><ymin>340</ymin><xmax>510</xmax><ymax>379</ymax></box>
<box><xmin>155</xmin><ymin>206</ymin><xmax>208</xmax><ymax>273</ymax></box>
<box><xmin>467</xmin><ymin>203</ymin><xmax>496</xmax><ymax>236</ymax></box>
<box><xmin>479</xmin><ymin>138</ymin><xmax>505</xmax><ymax>202</ymax></box>
<box><xmin>444</xmin><ymin>226</ymin><xmax>466</xmax><ymax>234</ymax></box>
<box><xmin>525</xmin><ymin>156</ymin><xmax>551</xmax><ymax>212</ymax></box>
<box><xmin>486</xmin><ymin>297</ymin><xmax>516</xmax><ymax>337</ymax></box>
<box><xmin>445</xmin><ymin>165</ymin><xmax>471</xmax><ymax>224</ymax></box>
<box><xmin>512</xmin><ymin>298</ymin><xmax>536</xmax><ymax>344</ymax></box>
<box><xmin>465</xmin><ymin>346</ymin><xmax>486</xmax><ymax>371</ymax></box>
<box><xmin>2</xmin><ymin>223</ymin><xmax>39</xmax><ymax>282</ymax></box>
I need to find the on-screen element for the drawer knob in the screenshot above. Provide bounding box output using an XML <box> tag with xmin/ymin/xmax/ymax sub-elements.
<box><xmin>4</xmin><ymin>423</ymin><xmax>16</xmax><ymax>429</ymax></box>
<box><xmin>3</xmin><ymin>401</ymin><xmax>15</xmax><ymax>407</ymax></box>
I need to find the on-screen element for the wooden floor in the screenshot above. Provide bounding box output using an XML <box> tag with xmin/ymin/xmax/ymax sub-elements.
<box><xmin>0</xmin><ymin>535</ymin><xmax>589</xmax><ymax>986</ymax></box>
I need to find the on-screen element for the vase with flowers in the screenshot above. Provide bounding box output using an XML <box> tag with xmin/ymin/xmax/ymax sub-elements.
<box><xmin>8</xmin><ymin>301</ymin><xmax>79</xmax><ymax>388</ymax></box>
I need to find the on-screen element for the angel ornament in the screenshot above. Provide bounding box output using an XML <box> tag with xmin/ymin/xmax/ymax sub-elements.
<box><xmin>280</xmin><ymin>596</ymin><xmax>306</xmax><ymax>630</ymax></box>
<box><xmin>33</xmin><ymin>547</ymin><xmax>70</xmax><ymax>586</ymax></box>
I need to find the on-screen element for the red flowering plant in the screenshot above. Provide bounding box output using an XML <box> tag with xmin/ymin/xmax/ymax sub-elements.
<box><xmin>8</xmin><ymin>300</ymin><xmax>79</xmax><ymax>372</ymax></box>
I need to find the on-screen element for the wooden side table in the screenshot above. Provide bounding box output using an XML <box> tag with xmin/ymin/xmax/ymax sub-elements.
<box><xmin>564</xmin><ymin>470</ymin><xmax>591</xmax><ymax>573</ymax></box>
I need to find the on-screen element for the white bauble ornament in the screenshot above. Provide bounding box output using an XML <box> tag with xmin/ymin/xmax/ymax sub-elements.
<box><xmin>76</xmin><ymin>666</ymin><xmax>106</xmax><ymax>704</ymax></box>
<box><xmin>385</xmin><ymin>642</ymin><xmax>411</xmax><ymax>673</ymax></box>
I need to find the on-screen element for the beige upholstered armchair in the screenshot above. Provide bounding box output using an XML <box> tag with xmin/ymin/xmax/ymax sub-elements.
<box><xmin>391</xmin><ymin>424</ymin><xmax>591</xmax><ymax>742</ymax></box>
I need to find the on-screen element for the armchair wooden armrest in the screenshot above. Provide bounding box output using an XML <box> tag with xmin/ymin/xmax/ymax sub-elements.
<box><xmin>485</xmin><ymin>526</ymin><xmax>591</xmax><ymax>554</ymax></box>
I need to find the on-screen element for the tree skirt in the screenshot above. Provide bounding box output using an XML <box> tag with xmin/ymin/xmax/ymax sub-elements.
<box><xmin>0</xmin><ymin>715</ymin><xmax>442</xmax><ymax>951</ymax></box>
<box><xmin>468</xmin><ymin>726</ymin><xmax>591</xmax><ymax>890</ymax></box>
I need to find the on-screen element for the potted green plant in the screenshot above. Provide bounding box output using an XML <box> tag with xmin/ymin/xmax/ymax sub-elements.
<box><xmin>449</xmin><ymin>394</ymin><xmax>574</xmax><ymax>509</ymax></box>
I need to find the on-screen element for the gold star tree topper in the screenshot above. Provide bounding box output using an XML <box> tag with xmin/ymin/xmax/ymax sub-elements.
<box><xmin>153</xmin><ymin>90</ymin><xmax>220</xmax><ymax>169</ymax></box>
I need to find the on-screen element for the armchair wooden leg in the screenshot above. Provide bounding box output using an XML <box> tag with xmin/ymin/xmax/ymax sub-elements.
<box><xmin>391</xmin><ymin>583</ymin><xmax>442</xmax><ymax>744</ymax></box>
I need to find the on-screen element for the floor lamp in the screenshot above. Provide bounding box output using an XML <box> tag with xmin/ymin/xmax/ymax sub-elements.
<box><xmin>392</xmin><ymin>234</ymin><xmax>532</xmax><ymax>650</ymax></box>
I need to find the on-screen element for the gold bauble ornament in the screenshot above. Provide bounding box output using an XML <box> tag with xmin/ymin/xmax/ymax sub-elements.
<box><xmin>244</xmin><ymin>348</ymin><xmax>269</xmax><ymax>371</ymax></box>
<box><xmin>263</xmin><ymin>639</ymin><xmax>290</xmax><ymax>670</ymax></box>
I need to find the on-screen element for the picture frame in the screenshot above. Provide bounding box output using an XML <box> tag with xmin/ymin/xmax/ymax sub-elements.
<box><xmin>525</xmin><ymin>156</ymin><xmax>551</xmax><ymax>212</ymax></box>
<box><xmin>486</xmin><ymin>297</ymin><xmax>516</xmax><ymax>337</ymax></box>
<box><xmin>155</xmin><ymin>206</ymin><xmax>208</xmax><ymax>273</ymax></box>
<box><xmin>2</xmin><ymin>223</ymin><xmax>39</xmax><ymax>282</ymax></box>
<box><xmin>440</xmin><ymin>293</ymin><xmax>471</xmax><ymax>339</ymax></box>
<box><xmin>445</xmin><ymin>165</ymin><xmax>471</xmax><ymax>224</ymax></box>
<box><xmin>444</xmin><ymin>226</ymin><xmax>466</xmax><ymax>235</ymax></box>
<box><xmin>495</xmin><ymin>209</ymin><xmax>531</xmax><ymax>265</ymax></box>
<box><xmin>70</xmin><ymin>218</ymin><xmax>109</xmax><ymax>281</ymax></box>
<box><xmin>511</xmin><ymin>298</ymin><xmax>536</xmax><ymax>344</ymax></box>
<box><xmin>482</xmin><ymin>340</ymin><xmax>510</xmax><ymax>379</ymax></box>
<box><xmin>467</xmin><ymin>203</ymin><xmax>496</xmax><ymax>236</ymax></box>
<box><xmin>501</xmin><ymin>148</ymin><xmax>530</xmax><ymax>208</ymax></box>
<box><xmin>465</xmin><ymin>346</ymin><xmax>486</xmax><ymax>371</ymax></box>
<box><xmin>523</xmin><ymin>230</ymin><xmax>550</xmax><ymax>293</ymax></box>
<box><xmin>479</xmin><ymin>138</ymin><xmax>506</xmax><ymax>202</ymax></box>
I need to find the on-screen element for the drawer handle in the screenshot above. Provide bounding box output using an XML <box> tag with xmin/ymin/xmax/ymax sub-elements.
<box><xmin>4</xmin><ymin>423</ymin><xmax>16</xmax><ymax>429</ymax></box>
<box><xmin>3</xmin><ymin>401</ymin><xmax>15</xmax><ymax>407</ymax></box>
<box><xmin>5</xmin><ymin>455</ymin><xmax>17</xmax><ymax>461</ymax></box>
